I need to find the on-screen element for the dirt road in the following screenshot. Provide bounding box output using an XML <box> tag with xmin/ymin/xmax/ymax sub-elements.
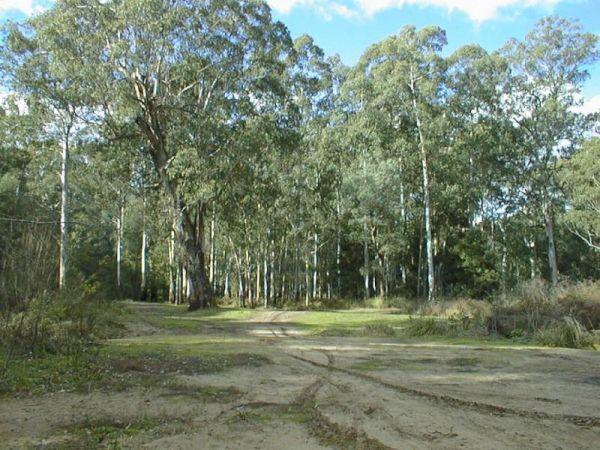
<box><xmin>1</xmin><ymin>304</ymin><xmax>599</xmax><ymax>449</ymax></box>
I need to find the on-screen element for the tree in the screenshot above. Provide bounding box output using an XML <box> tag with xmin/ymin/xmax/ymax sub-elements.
<box><xmin>1</xmin><ymin>19</ymin><xmax>90</xmax><ymax>289</ymax></box>
<box><xmin>9</xmin><ymin>0</ymin><xmax>293</xmax><ymax>309</ymax></box>
<box><xmin>503</xmin><ymin>16</ymin><xmax>599</xmax><ymax>286</ymax></box>
<box><xmin>562</xmin><ymin>138</ymin><xmax>600</xmax><ymax>250</ymax></box>
<box><xmin>344</xmin><ymin>25</ymin><xmax>447</xmax><ymax>302</ymax></box>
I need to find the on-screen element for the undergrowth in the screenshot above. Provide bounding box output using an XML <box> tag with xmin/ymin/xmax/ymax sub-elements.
<box><xmin>405</xmin><ymin>280</ymin><xmax>599</xmax><ymax>349</ymax></box>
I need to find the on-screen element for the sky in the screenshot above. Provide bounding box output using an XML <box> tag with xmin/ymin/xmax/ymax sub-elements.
<box><xmin>0</xmin><ymin>0</ymin><xmax>598</xmax><ymax>111</ymax></box>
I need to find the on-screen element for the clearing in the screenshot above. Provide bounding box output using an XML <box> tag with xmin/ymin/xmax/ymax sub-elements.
<box><xmin>1</xmin><ymin>303</ymin><xmax>599</xmax><ymax>449</ymax></box>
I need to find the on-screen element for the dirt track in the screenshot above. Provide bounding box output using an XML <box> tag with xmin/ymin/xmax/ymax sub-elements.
<box><xmin>1</xmin><ymin>304</ymin><xmax>599</xmax><ymax>449</ymax></box>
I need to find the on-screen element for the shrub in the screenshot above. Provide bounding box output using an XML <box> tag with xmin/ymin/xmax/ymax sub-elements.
<box><xmin>535</xmin><ymin>317</ymin><xmax>596</xmax><ymax>349</ymax></box>
<box><xmin>1</xmin><ymin>288</ymin><xmax>123</xmax><ymax>360</ymax></box>
<box><xmin>555</xmin><ymin>281</ymin><xmax>600</xmax><ymax>330</ymax></box>
<box><xmin>422</xmin><ymin>298</ymin><xmax>492</xmax><ymax>322</ymax></box>
<box><xmin>488</xmin><ymin>279</ymin><xmax>600</xmax><ymax>342</ymax></box>
<box><xmin>362</xmin><ymin>322</ymin><xmax>396</xmax><ymax>337</ymax></box>
<box><xmin>405</xmin><ymin>317</ymin><xmax>450</xmax><ymax>337</ymax></box>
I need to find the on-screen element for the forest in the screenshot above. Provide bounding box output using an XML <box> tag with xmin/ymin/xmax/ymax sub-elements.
<box><xmin>0</xmin><ymin>0</ymin><xmax>599</xmax><ymax>448</ymax></box>
<box><xmin>1</xmin><ymin>1</ymin><xmax>599</xmax><ymax>308</ymax></box>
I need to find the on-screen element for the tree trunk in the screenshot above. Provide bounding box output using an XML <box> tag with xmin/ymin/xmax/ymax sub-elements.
<box><xmin>174</xmin><ymin>201</ymin><xmax>212</xmax><ymax>310</ymax></box>
<box><xmin>58</xmin><ymin>130</ymin><xmax>70</xmax><ymax>289</ymax></box>
<box><xmin>411</xmin><ymin>69</ymin><xmax>435</xmax><ymax>303</ymax></box>
<box><xmin>116</xmin><ymin>199</ymin><xmax>124</xmax><ymax>291</ymax></box>
<box><xmin>209</xmin><ymin>202</ymin><xmax>216</xmax><ymax>290</ymax></box>
<box><xmin>363</xmin><ymin>225</ymin><xmax>370</xmax><ymax>299</ymax></box>
<box><xmin>168</xmin><ymin>223</ymin><xmax>176</xmax><ymax>303</ymax></box>
<box><xmin>336</xmin><ymin>190</ymin><xmax>342</xmax><ymax>297</ymax></box>
<box><xmin>399</xmin><ymin>159</ymin><xmax>407</xmax><ymax>285</ymax></box>
<box><xmin>525</xmin><ymin>237</ymin><xmax>536</xmax><ymax>280</ymax></box>
<box><xmin>224</xmin><ymin>256</ymin><xmax>231</xmax><ymax>298</ymax></box>
<box><xmin>140</xmin><ymin>209</ymin><xmax>148</xmax><ymax>300</ymax></box>
<box><xmin>269</xmin><ymin>237</ymin><xmax>275</xmax><ymax>306</ymax></box>
<box><xmin>312</xmin><ymin>232</ymin><xmax>318</xmax><ymax>300</ymax></box>
<box><xmin>544</xmin><ymin>205</ymin><xmax>559</xmax><ymax>287</ymax></box>
<box><xmin>305</xmin><ymin>255</ymin><xmax>310</xmax><ymax>307</ymax></box>
<box><xmin>136</xmin><ymin>106</ymin><xmax>212</xmax><ymax>309</ymax></box>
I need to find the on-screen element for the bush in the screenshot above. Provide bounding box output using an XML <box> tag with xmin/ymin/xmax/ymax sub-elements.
<box><xmin>405</xmin><ymin>317</ymin><xmax>448</xmax><ymax>336</ymax></box>
<box><xmin>535</xmin><ymin>317</ymin><xmax>597</xmax><ymax>349</ymax></box>
<box><xmin>555</xmin><ymin>281</ymin><xmax>600</xmax><ymax>330</ymax></box>
<box><xmin>488</xmin><ymin>279</ymin><xmax>600</xmax><ymax>342</ymax></box>
<box><xmin>362</xmin><ymin>322</ymin><xmax>396</xmax><ymax>337</ymax></box>
<box><xmin>1</xmin><ymin>288</ymin><xmax>123</xmax><ymax>363</ymax></box>
<box><xmin>421</xmin><ymin>298</ymin><xmax>492</xmax><ymax>322</ymax></box>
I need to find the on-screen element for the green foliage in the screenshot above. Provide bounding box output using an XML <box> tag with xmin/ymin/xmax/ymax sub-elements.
<box><xmin>561</xmin><ymin>138</ymin><xmax>600</xmax><ymax>250</ymax></box>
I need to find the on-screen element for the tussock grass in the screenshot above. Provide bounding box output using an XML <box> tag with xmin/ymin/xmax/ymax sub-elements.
<box><xmin>535</xmin><ymin>317</ymin><xmax>597</xmax><ymax>349</ymax></box>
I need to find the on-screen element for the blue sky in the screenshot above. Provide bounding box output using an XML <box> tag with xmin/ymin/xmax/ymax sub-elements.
<box><xmin>1</xmin><ymin>0</ymin><xmax>598</xmax><ymax>110</ymax></box>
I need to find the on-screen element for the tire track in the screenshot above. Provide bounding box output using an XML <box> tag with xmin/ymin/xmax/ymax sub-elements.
<box><xmin>286</xmin><ymin>352</ymin><xmax>600</xmax><ymax>428</ymax></box>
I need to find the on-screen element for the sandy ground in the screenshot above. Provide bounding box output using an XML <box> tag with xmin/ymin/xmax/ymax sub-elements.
<box><xmin>1</xmin><ymin>305</ymin><xmax>599</xmax><ymax>449</ymax></box>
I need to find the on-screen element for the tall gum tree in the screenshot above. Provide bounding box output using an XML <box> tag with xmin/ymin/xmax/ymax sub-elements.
<box><xmin>345</xmin><ymin>25</ymin><xmax>447</xmax><ymax>302</ymax></box>
<box><xmin>22</xmin><ymin>0</ymin><xmax>293</xmax><ymax>309</ymax></box>
<box><xmin>503</xmin><ymin>16</ymin><xmax>598</xmax><ymax>287</ymax></box>
<box><xmin>1</xmin><ymin>17</ymin><xmax>90</xmax><ymax>289</ymax></box>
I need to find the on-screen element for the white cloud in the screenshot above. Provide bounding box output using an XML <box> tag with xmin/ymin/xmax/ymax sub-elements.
<box><xmin>0</xmin><ymin>0</ymin><xmax>46</xmax><ymax>15</ymax></box>
<box><xmin>268</xmin><ymin>0</ymin><xmax>312</xmax><ymax>14</ymax></box>
<box><xmin>267</xmin><ymin>0</ymin><xmax>561</xmax><ymax>23</ymax></box>
<box><xmin>330</xmin><ymin>2</ymin><xmax>359</xmax><ymax>19</ymax></box>
<box><xmin>576</xmin><ymin>94</ymin><xmax>600</xmax><ymax>115</ymax></box>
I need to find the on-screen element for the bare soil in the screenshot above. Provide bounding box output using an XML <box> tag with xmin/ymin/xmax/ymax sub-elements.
<box><xmin>1</xmin><ymin>304</ymin><xmax>599</xmax><ymax>449</ymax></box>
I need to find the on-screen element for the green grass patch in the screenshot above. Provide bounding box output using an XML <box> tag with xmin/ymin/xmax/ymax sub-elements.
<box><xmin>289</xmin><ymin>310</ymin><xmax>410</xmax><ymax>329</ymax></box>
<box><xmin>313</xmin><ymin>322</ymin><xmax>397</xmax><ymax>337</ymax></box>
<box><xmin>128</xmin><ymin>303</ymin><xmax>257</xmax><ymax>332</ymax></box>
<box><xmin>162</xmin><ymin>384</ymin><xmax>243</xmax><ymax>403</ymax></box>
<box><xmin>0</xmin><ymin>349</ymin><xmax>104</xmax><ymax>396</ymax></box>
<box><xmin>60</xmin><ymin>413</ymin><xmax>192</xmax><ymax>449</ymax></box>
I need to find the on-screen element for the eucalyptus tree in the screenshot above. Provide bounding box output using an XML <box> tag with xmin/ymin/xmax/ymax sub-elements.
<box><xmin>1</xmin><ymin>18</ymin><xmax>92</xmax><ymax>289</ymax></box>
<box><xmin>344</xmin><ymin>26</ymin><xmax>447</xmax><ymax>301</ymax></box>
<box><xmin>561</xmin><ymin>138</ymin><xmax>600</xmax><ymax>250</ymax></box>
<box><xmin>0</xmin><ymin>95</ymin><xmax>57</xmax><ymax>302</ymax></box>
<box><xmin>444</xmin><ymin>46</ymin><xmax>518</xmax><ymax>293</ymax></box>
<box><xmin>503</xmin><ymin>17</ymin><xmax>598</xmax><ymax>286</ymax></box>
<box><xmin>283</xmin><ymin>35</ymin><xmax>336</xmax><ymax>303</ymax></box>
<box><xmin>14</xmin><ymin>0</ymin><xmax>294</xmax><ymax>309</ymax></box>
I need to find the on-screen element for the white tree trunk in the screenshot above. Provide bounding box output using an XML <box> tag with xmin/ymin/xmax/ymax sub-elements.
<box><xmin>209</xmin><ymin>202</ymin><xmax>216</xmax><ymax>289</ymax></box>
<box><xmin>411</xmin><ymin>69</ymin><xmax>435</xmax><ymax>302</ymax></box>
<box><xmin>141</xmin><ymin>216</ymin><xmax>148</xmax><ymax>294</ymax></box>
<box><xmin>116</xmin><ymin>200</ymin><xmax>124</xmax><ymax>290</ymax></box>
<box><xmin>400</xmin><ymin>162</ymin><xmax>407</xmax><ymax>285</ymax></box>
<box><xmin>58</xmin><ymin>133</ymin><xmax>70</xmax><ymax>289</ymax></box>
<box><xmin>168</xmin><ymin>224</ymin><xmax>176</xmax><ymax>303</ymax></box>
<box><xmin>525</xmin><ymin>237</ymin><xmax>536</xmax><ymax>280</ymax></box>
<box><xmin>363</xmin><ymin>225</ymin><xmax>370</xmax><ymax>299</ymax></box>
<box><xmin>312</xmin><ymin>232</ymin><xmax>318</xmax><ymax>300</ymax></box>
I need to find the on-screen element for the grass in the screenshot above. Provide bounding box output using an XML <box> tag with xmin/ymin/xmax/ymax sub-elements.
<box><xmin>60</xmin><ymin>414</ymin><xmax>193</xmax><ymax>449</ymax></box>
<box><xmin>351</xmin><ymin>355</ymin><xmax>483</xmax><ymax>372</ymax></box>
<box><xmin>162</xmin><ymin>384</ymin><xmax>243</xmax><ymax>403</ymax></box>
<box><xmin>0</xmin><ymin>350</ymin><xmax>105</xmax><ymax>396</ymax></box>
<box><xmin>0</xmin><ymin>339</ymin><xmax>270</xmax><ymax>397</ymax></box>
<box><xmin>289</xmin><ymin>310</ymin><xmax>409</xmax><ymax>327</ymax></box>
<box><xmin>4</xmin><ymin>298</ymin><xmax>592</xmax><ymax>398</ymax></box>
